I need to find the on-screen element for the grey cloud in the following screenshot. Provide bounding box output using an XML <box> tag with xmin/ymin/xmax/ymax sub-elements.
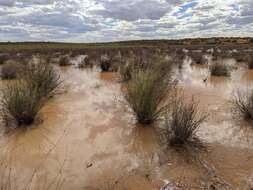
<box><xmin>0</xmin><ymin>0</ymin><xmax>253</xmax><ymax>42</ymax></box>
<box><xmin>0</xmin><ymin>0</ymin><xmax>15</xmax><ymax>6</ymax></box>
<box><xmin>93</xmin><ymin>0</ymin><xmax>171</xmax><ymax>21</ymax></box>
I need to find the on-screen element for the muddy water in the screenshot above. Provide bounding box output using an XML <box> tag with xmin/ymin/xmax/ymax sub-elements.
<box><xmin>1</xmin><ymin>59</ymin><xmax>253</xmax><ymax>189</ymax></box>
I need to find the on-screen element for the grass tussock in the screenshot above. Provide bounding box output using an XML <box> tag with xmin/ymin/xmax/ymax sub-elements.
<box><xmin>163</xmin><ymin>95</ymin><xmax>207</xmax><ymax>146</ymax></box>
<box><xmin>125</xmin><ymin>60</ymin><xmax>175</xmax><ymax>124</ymax></box>
<box><xmin>233</xmin><ymin>88</ymin><xmax>253</xmax><ymax>121</ymax></box>
<box><xmin>209</xmin><ymin>62</ymin><xmax>230</xmax><ymax>76</ymax></box>
<box><xmin>1</xmin><ymin>62</ymin><xmax>21</xmax><ymax>79</ymax></box>
<box><xmin>0</xmin><ymin>62</ymin><xmax>61</xmax><ymax>127</ymax></box>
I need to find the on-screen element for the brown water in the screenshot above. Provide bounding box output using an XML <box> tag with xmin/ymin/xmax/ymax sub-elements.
<box><xmin>1</xmin><ymin>58</ymin><xmax>253</xmax><ymax>189</ymax></box>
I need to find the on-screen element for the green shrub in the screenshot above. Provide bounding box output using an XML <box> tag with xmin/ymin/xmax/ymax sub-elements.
<box><xmin>0</xmin><ymin>63</ymin><xmax>61</xmax><ymax>127</ymax></box>
<box><xmin>209</xmin><ymin>62</ymin><xmax>230</xmax><ymax>76</ymax></box>
<box><xmin>163</xmin><ymin>95</ymin><xmax>207</xmax><ymax>146</ymax></box>
<box><xmin>125</xmin><ymin>61</ymin><xmax>174</xmax><ymax>124</ymax></box>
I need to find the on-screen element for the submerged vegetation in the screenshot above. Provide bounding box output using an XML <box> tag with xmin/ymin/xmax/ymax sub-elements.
<box><xmin>0</xmin><ymin>62</ymin><xmax>61</xmax><ymax>127</ymax></box>
<box><xmin>163</xmin><ymin>94</ymin><xmax>207</xmax><ymax>146</ymax></box>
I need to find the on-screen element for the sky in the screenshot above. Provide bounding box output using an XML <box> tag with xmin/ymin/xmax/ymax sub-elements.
<box><xmin>0</xmin><ymin>0</ymin><xmax>252</xmax><ymax>42</ymax></box>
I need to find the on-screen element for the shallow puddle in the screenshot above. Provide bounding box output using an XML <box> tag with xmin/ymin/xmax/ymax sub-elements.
<box><xmin>1</xmin><ymin>59</ymin><xmax>253</xmax><ymax>189</ymax></box>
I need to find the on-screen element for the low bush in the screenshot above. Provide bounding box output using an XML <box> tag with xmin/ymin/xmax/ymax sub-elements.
<box><xmin>124</xmin><ymin>60</ymin><xmax>175</xmax><ymax>124</ymax></box>
<box><xmin>163</xmin><ymin>95</ymin><xmax>207</xmax><ymax>146</ymax></box>
<box><xmin>0</xmin><ymin>63</ymin><xmax>61</xmax><ymax>127</ymax></box>
<box><xmin>209</xmin><ymin>62</ymin><xmax>230</xmax><ymax>76</ymax></box>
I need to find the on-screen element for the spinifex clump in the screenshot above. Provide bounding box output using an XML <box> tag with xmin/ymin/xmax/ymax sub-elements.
<box><xmin>0</xmin><ymin>62</ymin><xmax>61</xmax><ymax>127</ymax></box>
<box><xmin>233</xmin><ymin>88</ymin><xmax>253</xmax><ymax>121</ymax></box>
<box><xmin>125</xmin><ymin>58</ymin><xmax>175</xmax><ymax>124</ymax></box>
<box><xmin>163</xmin><ymin>95</ymin><xmax>207</xmax><ymax>146</ymax></box>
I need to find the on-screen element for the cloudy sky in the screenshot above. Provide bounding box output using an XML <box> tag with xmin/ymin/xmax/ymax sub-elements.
<box><xmin>0</xmin><ymin>0</ymin><xmax>252</xmax><ymax>42</ymax></box>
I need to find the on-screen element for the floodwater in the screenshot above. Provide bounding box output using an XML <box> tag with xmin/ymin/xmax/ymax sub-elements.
<box><xmin>1</xmin><ymin>57</ymin><xmax>253</xmax><ymax>190</ymax></box>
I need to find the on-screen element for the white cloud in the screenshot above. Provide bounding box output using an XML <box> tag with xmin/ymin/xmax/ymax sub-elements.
<box><xmin>0</xmin><ymin>0</ymin><xmax>252</xmax><ymax>42</ymax></box>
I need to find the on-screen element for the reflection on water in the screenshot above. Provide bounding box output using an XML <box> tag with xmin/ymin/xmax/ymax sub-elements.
<box><xmin>1</xmin><ymin>58</ymin><xmax>253</xmax><ymax>189</ymax></box>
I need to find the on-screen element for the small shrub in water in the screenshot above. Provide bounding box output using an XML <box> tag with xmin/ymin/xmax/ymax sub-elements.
<box><xmin>209</xmin><ymin>62</ymin><xmax>230</xmax><ymax>76</ymax></box>
<box><xmin>0</xmin><ymin>62</ymin><xmax>61</xmax><ymax>127</ymax></box>
<box><xmin>59</xmin><ymin>55</ymin><xmax>70</xmax><ymax>66</ymax></box>
<box><xmin>125</xmin><ymin>62</ymin><xmax>175</xmax><ymax>124</ymax></box>
<box><xmin>233</xmin><ymin>88</ymin><xmax>253</xmax><ymax>121</ymax></box>
<box><xmin>190</xmin><ymin>52</ymin><xmax>203</xmax><ymax>64</ymax></box>
<box><xmin>163</xmin><ymin>95</ymin><xmax>207</xmax><ymax>146</ymax></box>
<box><xmin>100</xmin><ymin>55</ymin><xmax>111</xmax><ymax>71</ymax></box>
